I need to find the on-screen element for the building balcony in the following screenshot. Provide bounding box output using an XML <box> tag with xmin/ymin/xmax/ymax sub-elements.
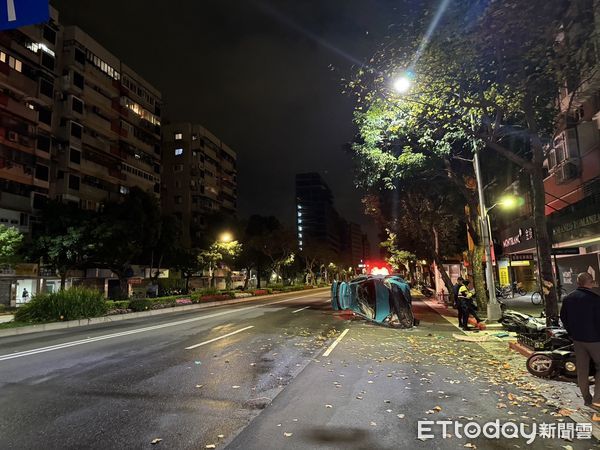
<box><xmin>0</xmin><ymin>93</ymin><xmax>37</xmax><ymax>123</ymax></box>
<box><xmin>0</xmin><ymin>63</ymin><xmax>38</xmax><ymax>97</ymax></box>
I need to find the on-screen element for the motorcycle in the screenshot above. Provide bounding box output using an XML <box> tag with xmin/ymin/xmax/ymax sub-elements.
<box><xmin>418</xmin><ymin>283</ymin><xmax>434</xmax><ymax>298</ymax></box>
<box><xmin>512</xmin><ymin>281</ymin><xmax>527</xmax><ymax>296</ymax></box>
<box><xmin>499</xmin><ymin>309</ymin><xmax>547</xmax><ymax>334</ymax></box>
<box><xmin>527</xmin><ymin>340</ymin><xmax>596</xmax><ymax>381</ymax></box>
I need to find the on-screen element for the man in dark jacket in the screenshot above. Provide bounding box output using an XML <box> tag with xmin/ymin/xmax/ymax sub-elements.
<box><xmin>453</xmin><ymin>277</ymin><xmax>464</xmax><ymax>309</ymax></box>
<box><xmin>560</xmin><ymin>272</ymin><xmax>600</xmax><ymax>408</ymax></box>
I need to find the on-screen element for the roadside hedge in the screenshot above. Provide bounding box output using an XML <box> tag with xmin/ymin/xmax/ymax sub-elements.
<box><xmin>15</xmin><ymin>288</ymin><xmax>107</xmax><ymax>323</ymax></box>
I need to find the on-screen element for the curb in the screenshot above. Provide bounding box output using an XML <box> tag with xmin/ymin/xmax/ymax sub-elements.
<box><xmin>0</xmin><ymin>288</ymin><xmax>329</xmax><ymax>338</ymax></box>
<box><xmin>508</xmin><ymin>341</ymin><xmax>534</xmax><ymax>358</ymax></box>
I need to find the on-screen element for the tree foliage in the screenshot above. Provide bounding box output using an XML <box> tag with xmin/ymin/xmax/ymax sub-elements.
<box><xmin>347</xmin><ymin>0</ymin><xmax>596</xmax><ymax>319</ymax></box>
<box><xmin>0</xmin><ymin>224</ymin><xmax>23</xmax><ymax>263</ymax></box>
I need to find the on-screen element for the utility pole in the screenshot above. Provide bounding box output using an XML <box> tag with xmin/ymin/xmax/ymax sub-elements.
<box><xmin>471</xmin><ymin>114</ymin><xmax>502</xmax><ymax>321</ymax></box>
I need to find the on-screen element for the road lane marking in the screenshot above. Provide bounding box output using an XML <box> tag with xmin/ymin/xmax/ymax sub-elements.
<box><xmin>185</xmin><ymin>326</ymin><xmax>254</xmax><ymax>349</ymax></box>
<box><xmin>0</xmin><ymin>291</ymin><xmax>325</xmax><ymax>362</ymax></box>
<box><xmin>322</xmin><ymin>328</ymin><xmax>350</xmax><ymax>357</ymax></box>
<box><xmin>292</xmin><ymin>306</ymin><xmax>310</xmax><ymax>314</ymax></box>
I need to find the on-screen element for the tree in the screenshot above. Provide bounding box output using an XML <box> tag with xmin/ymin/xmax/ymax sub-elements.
<box><xmin>30</xmin><ymin>201</ymin><xmax>94</xmax><ymax>290</ymax></box>
<box><xmin>198</xmin><ymin>240</ymin><xmax>242</xmax><ymax>289</ymax></box>
<box><xmin>91</xmin><ymin>188</ymin><xmax>161</xmax><ymax>298</ymax></box>
<box><xmin>348</xmin><ymin>0</ymin><xmax>596</xmax><ymax>321</ymax></box>
<box><xmin>300</xmin><ymin>240</ymin><xmax>336</xmax><ymax>285</ymax></box>
<box><xmin>0</xmin><ymin>224</ymin><xmax>23</xmax><ymax>263</ymax></box>
<box><xmin>171</xmin><ymin>248</ymin><xmax>199</xmax><ymax>294</ymax></box>
<box><xmin>380</xmin><ymin>229</ymin><xmax>415</xmax><ymax>279</ymax></box>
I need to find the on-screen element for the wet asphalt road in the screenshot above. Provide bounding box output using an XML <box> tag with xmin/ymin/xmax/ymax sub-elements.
<box><xmin>0</xmin><ymin>289</ymin><xmax>598</xmax><ymax>450</ymax></box>
<box><xmin>0</xmin><ymin>289</ymin><xmax>335</xmax><ymax>449</ymax></box>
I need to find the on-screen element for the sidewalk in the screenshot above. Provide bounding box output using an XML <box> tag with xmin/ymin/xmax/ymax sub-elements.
<box><xmin>421</xmin><ymin>295</ymin><xmax>600</xmax><ymax>441</ymax></box>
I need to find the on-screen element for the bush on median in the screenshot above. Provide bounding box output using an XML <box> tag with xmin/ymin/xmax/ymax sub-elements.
<box><xmin>14</xmin><ymin>288</ymin><xmax>107</xmax><ymax>323</ymax></box>
<box><xmin>128</xmin><ymin>298</ymin><xmax>153</xmax><ymax>312</ymax></box>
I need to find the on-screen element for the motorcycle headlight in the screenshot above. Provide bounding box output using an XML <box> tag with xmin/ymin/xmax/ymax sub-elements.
<box><xmin>565</xmin><ymin>362</ymin><xmax>576</xmax><ymax>372</ymax></box>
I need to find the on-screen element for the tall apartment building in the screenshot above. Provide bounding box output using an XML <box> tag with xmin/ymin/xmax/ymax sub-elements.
<box><xmin>162</xmin><ymin>123</ymin><xmax>237</xmax><ymax>248</ymax></box>
<box><xmin>54</xmin><ymin>26</ymin><xmax>161</xmax><ymax>211</ymax></box>
<box><xmin>295</xmin><ymin>172</ymin><xmax>342</xmax><ymax>257</ymax></box>
<box><xmin>0</xmin><ymin>9</ymin><xmax>162</xmax><ymax>231</ymax></box>
<box><xmin>0</xmin><ymin>9</ymin><xmax>60</xmax><ymax>234</ymax></box>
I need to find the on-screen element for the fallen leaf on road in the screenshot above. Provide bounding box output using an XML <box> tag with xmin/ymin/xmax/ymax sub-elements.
<box><xmin>284</xmin><ymin>432</ymin><xmax>293</xmax><ymax>437</ymax></box>
<box><xmin>232</xmin><ymin>386</ymin><xmax>240</xmax><ymax>389</ymax></box>
<box><xmin>205</xmin><ymin>445</ymin><xmax>216</xmax><ymax>449</ymax></box>
<box><xmin>325</xmin><ymin>404</ymin><xmax>333</xmax><ymax>408</ymax></box>
<box><xmin>217</xmin><ymin>435</ymin><xmax>224</xmax><ymax>439</ymax></box>
<box><xmin>433</xmin><ymin>406</ymin><xmax>442</xmax><ymax>412</ymax></box>
<box><xmin>397</xmin><ymin>414</ymin><xmax>405</xmax><ymax>419</ymax></box>
<box><xmin>195</xmin><ymin>361</ymin><xmax>202</xmax><ymax>365</ymax></box>
<box><xmin>386</xmin><ymin>409</ymin><xmax>392</xmax><ymax>413</ymax></box>
<box><xmin>195</xmin><ymin>384</ymin><xmax>203</xmax><ymax>388</ymax></box>
<box><xmin>151</xmin><ymin>438</ymin><xmax>162</xmax><ymax>445</ymax></box>
<box><xmin>370</xmin><ymin>421</ymin><xmax>377</xmax><ymax>426</ymax></box>
<box><xmin>356</xmin><ymin>396</ymin><xmax>363</xmax><ymax>400</ymax></box>
<box><xmin>464</xmin><ymin>444</ymin><xmax>477</xmax><ymax>449</ymax></box>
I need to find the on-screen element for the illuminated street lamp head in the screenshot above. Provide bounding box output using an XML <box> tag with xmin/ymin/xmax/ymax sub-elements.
<box><xmin>499</xmin><ymin>195</ymin><xmax>518</xmax><ymax>209</ymax></box>
<box><xmin>393</xmin><ymin>75</ymin><xmax>411</xmax><ymax>94</ymax></box>
<box><xmin>219</xmin><ymin>232</ymin><xmax>233</xmax><ymax>243</ymax></box>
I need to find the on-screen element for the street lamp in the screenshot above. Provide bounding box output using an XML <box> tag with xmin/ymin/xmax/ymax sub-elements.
<box><xmin>219</xmin><ymin>232</ymin><xmax>233</xmax><ymax>243</ymax></box>
<box><xmin>393</xmin><ymin>76</ymin><xmax>412</xmax><ymax>93</ymax></box>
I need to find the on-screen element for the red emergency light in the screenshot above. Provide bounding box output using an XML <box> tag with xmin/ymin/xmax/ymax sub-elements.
<box><xmin>364</xmin><ymin>261</ymin><xmax>391</xmax><ymax>276</ymax></box>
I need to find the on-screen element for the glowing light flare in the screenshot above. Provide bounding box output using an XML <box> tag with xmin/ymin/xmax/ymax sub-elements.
<box><xmin>219</xmin><ymin>232</ymin><xmax>233</xmax><ymax>243</ymax></box>
<box><xmin>393</xmin><ymin>76</ymin><xmax>411</xmax><ymax>93</ymax></box>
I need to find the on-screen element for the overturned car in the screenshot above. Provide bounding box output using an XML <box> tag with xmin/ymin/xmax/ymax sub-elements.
<box><xmin>331</xmin><ymin>275</ymin><xmax>415</xmax><ymax>328</ymax></box>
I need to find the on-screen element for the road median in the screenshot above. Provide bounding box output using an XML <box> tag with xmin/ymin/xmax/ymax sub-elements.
<box><xmin>0</xmin><ymin>287</ymin><xmax>329</xmax><ymax>338</ymax></box>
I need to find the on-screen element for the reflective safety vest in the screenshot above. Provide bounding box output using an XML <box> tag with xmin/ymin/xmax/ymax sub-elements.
<box><xmin>458</xmin><ymin>285</ymin><xmax>473</xmax><ymax>298</ymax></box>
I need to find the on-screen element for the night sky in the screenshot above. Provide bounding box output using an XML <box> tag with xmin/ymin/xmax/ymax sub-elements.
<box><xmin>51</xmin><ymin>0</ymin><xmax>405</xmax><ymax>245</ymax></box>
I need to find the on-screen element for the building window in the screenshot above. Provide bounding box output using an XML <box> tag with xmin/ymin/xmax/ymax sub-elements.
<box><xmin>38</xmin><ymin>108</ymin><xmax>52</xmax><ymax>126</ymax></box>
<box><xmin>173</xmin><ymin>164</ymin><xmax>184</xmax><ymax>173</ymax></box>
<box><xmin>153</xmin><ymin>163</ymin><xmax>160</xmax><ymax>174</ymax></box>
<box><xmin>39</xmin><ymin>77</ymin><xmax>53</xmax><ymax>98</ymax></box>
<box><xmin>70</xmin><ymin>148</ymin><xmax>81</xmax><ymax>164</ymax></box>
<box><xmin>175</xmin><ymin>180</ymin><xmax>181</xmax><ymax>188</ymax></box>
<box><xmin>175</xmin><ymin>133</ymin><xmax>183</xmax><ymax>140</ymax></box>
<box><xmin>68</xmin><ymin>174</ymin><xmax>80</xmax><ymax>191</ymax></box>
<box><xmin>36</xmin><ymin>135</ymin><xmax>50</xmax><ymax>153</ymax></box>
<box><xmin>119</xmin><ymin>186</ymin><xmax>130</xmax><ymax>195</ymax></box>
<box><xmin>175</xmin><ymin>196</ymin><xmax>183</xmax><ymax>204</ymax></box>
<box><xmin>8</xmin><ymin>56</ymin><xmax>22</xmax><ymax>72</ymax></box>
<box><xmin>74</xmin><ymin>47</ymin><xmax>86</xmax><ymax>65</ymax></box>
<box><xmin>71</xmin><ymin>96</ymin><xmax>84</xmax><ymax>114</ymax></box>
<box><xmin>175</xmin><ymin>148</ymin><xmax>183</xmax><ymax>156</ymax></box>
<box><xmin>41</xmin><ymin>52</ymin><xmax>55</xmax><ymax>71</ymax></box>
<box><xmin>70</xmin><ymin>122</ymin><xmax>83</xmax><ymax>139</ymax></box>
<box><xmin>73</xmin><ymin>71</ymin><xmax>84</xmax><ymax>89</ymax></box>
<box><xmin>35</xmin><ymin>164</ymin><xmax>49</xmax><ymax>181</ymax></box>
<box><xmin>43</xmin><ymin>26</ymin><xmax>57</xmax><ymax>45</ymax></box>
<box><xmin>32</xmin><ymin>193</ymin><xmax>47</xmax><ymax>210</ymax></box>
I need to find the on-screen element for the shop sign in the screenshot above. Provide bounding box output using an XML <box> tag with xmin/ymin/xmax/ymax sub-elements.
<box><xmin>551</xmin><ymin>247</ymin><xmax>580</xmax><ymax>256</ymax></box>
<box><xmin>510</xmin><ymin>253</ymin><xmax>534</xmax><ymax>261</ymax></box>
<box><xmin>553</xmin><ymin>212</ymin><xmax>600</xmax><ymax>241</ymax></box>
<box><xmin>503</xmin><ymin>227</ymin><xmax>535</xmax><ymax>249</ymax></box>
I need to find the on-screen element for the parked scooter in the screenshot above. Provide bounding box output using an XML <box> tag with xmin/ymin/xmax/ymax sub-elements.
<box><xmin>418</xmin><ymin>283</ymin><xmax>434</xmax><ymax>298</ymax></box>
<box><xmin>499</xmin><ymin>309</ymin><xmax>547</xmax><ymax>334</ymax></box>
<box><xmin>527</xmin><ymin>340</ymin><xmax>596</xmax><ymax>381</ymax></box>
